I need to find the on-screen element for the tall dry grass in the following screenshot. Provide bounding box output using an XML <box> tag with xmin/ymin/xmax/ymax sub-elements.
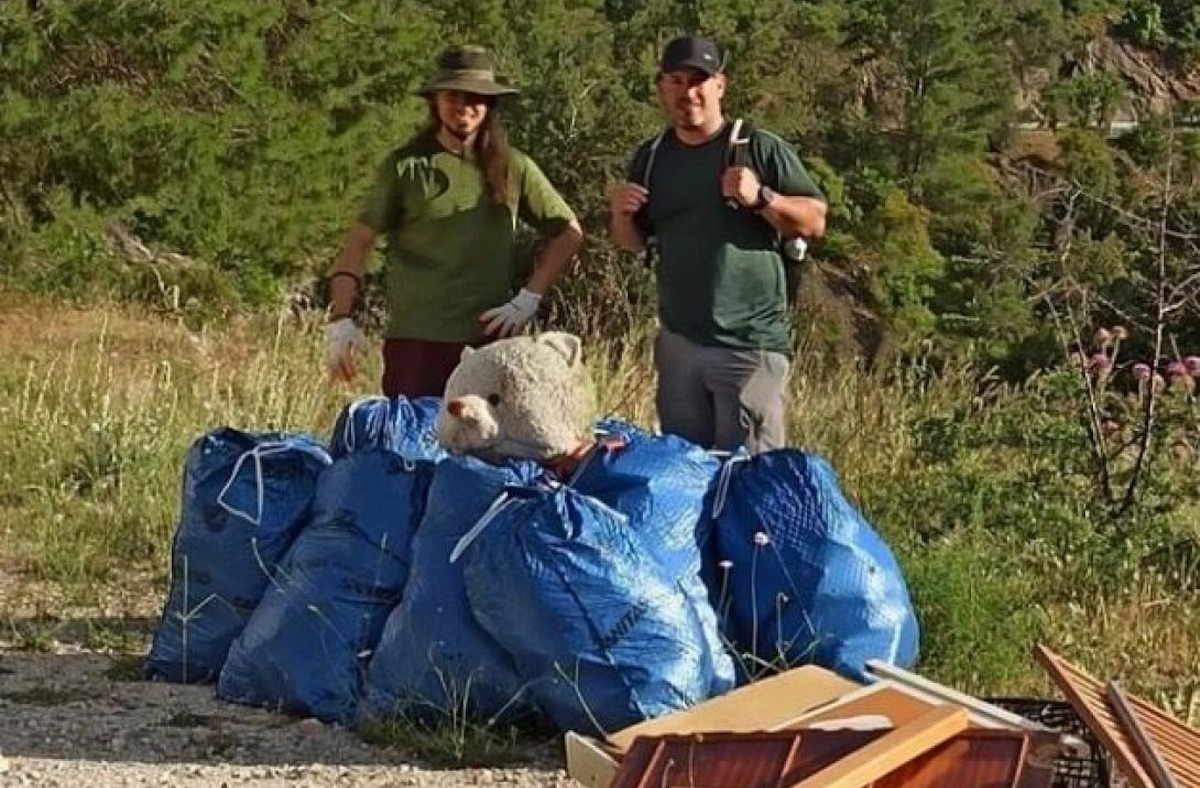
<box><xmin>0</xmin><ymin>292</ymin><xmax>1196</xmax><ymax>723</ymax></box>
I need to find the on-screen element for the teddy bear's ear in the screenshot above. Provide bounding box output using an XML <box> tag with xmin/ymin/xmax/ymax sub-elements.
<box><xmin>536</xmin><ymin>332</ymin><xmax>583</xmax><ymax>367</ymax></box>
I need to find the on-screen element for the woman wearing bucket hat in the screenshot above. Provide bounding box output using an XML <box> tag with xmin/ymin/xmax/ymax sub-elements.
<box><xmin>324</xmin><ymin>44</ymin><xmax>583</xmax><ymax>397</ymax></box>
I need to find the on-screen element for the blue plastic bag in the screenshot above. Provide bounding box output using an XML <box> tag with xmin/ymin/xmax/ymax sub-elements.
<box><xmin>216</xmin><ymin>450</ymin><xmax>434</xmax><ymax>724</ymax></box>
<box><xmin>463</xmin><ymin>482</ymin><xmax>725</xmax><ymax>737</ymax></box>
<box><xmin>144</xmin><ymin>428</ymin><xmax>331</xmax><ymax>683</ymax></box>
<box><xmin>328</xmin><ymin>395</ymin><xmax>444</xmax><ymax>461</ymax></box>
<box><xmin>710</xmin><ymin>449</ymin><xmax>919</xmax><ymax>683</ymax></box>
<box><xmin>573</xmin><ymin>419</ymin><xmax>718</xmax><ymax>576</ymax></box>
<box><xmin>569</xmin><ymin>421</ymin><xmax>734</xmax><ymax>695</ymax></box>
<box><xmin>362</xmin><ymin>454</ymin><xmax>542</xmax><ymax>725</ymax></box>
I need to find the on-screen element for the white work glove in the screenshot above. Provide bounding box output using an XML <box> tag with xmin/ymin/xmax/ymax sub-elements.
<box><xmin>479</xmin><ymin>288</ymin><xmax>542</xmax><ymax>337</ymax></box>
<box><xmin>325</xmin><ymin>317</ymin><xmax>366</xmax><ymax>382</ymax></box>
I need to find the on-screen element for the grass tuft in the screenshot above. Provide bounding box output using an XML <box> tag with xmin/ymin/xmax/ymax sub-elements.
<box><xmin>2</xmin><ymin>290</ymin><xmax>1198</xmax><ymax>756</ymax></box>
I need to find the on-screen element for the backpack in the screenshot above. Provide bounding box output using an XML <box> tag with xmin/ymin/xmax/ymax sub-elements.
<box><xmin>633</xmin><ymin>118</ymin><xmax>808</xmax><ymax>308</ymax></box>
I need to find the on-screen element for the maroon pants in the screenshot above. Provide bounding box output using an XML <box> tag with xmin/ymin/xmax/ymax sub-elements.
<box><xmin>381</xmin><ymin>338</ymin><xmax>481</xmax><ymax>398</ymax></box>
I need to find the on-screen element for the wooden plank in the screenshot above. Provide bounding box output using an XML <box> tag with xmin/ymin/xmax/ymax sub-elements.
<box><xmin>1107</xmin><ymin>681</ymin><xmax>1181</xmax><ymax>788</ymax></box>
<box><xmin>1035</xmin><ymin>645</ymin><xmax>1200</xmax><ymax>787</ymax></box>
<box><xmin>865</xmin><ymin>659</ymin><xmax>1050</xmax><ymax>731</ymax></box>
<box><xmin>785</xmin><ymin>705</ymin><xmax>970</xmax><ymax>788</ymax></box>
<box><xmin>606</xmin><ymin>664</ymin><xmax>859</xmax><ymax>754</ymax></box>
<box><xmin>792</xmin><ymin>677</ymin><xmax>1060</xmax><ymax>788</ymax></box>
<box><xmin>1119</xmin><ymin>687</ymin><xmax>1200</xmax><ymax>785</ymax></box>
<box><xmin>875</xmin><ymin>729</ymin><xmax>1030</xmax><ymax>788</ymax></box>
<box><xmin>1034</xmin><ymin>644</ymin><xmax>1157</xmax><ymax>788</ymax></box>
<box><xmin>564</xmin><ymin>731</ymin><xmax>619</xmax><ymax>788</ymax></box>
<box><xmin>789</xmin><ymin>682</ymin><xmax>938</xmax><ymax>730</ymax></box>
<box><xmin>607</xmin><ymin>729</ymin><xmax>884</xmax><ymax>788</ymax></box>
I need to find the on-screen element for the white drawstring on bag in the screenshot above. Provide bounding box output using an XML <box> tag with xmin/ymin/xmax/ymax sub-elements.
<box><xmin>341</xmin><ymin>396</ymin><xmax>387</xmax><ymax>453</ymax></box>
<box><xmin>449</xmin><ymin>478</ymin><xmax>562</xmax><ymax>564</ymax></box>
<box><xmin>449</xmin><ymin>491</ymin><xmax>516</xmax><ymax>564</ymax></box>
<box><xmin>710</xmin><ymin>452</ymin><xmax>751</xmax><ymax>520</ymax></box>
<box><xmin>216</xmin><ymin>441</ymin><xmax>297</xmax><ymax>527</ymax></box>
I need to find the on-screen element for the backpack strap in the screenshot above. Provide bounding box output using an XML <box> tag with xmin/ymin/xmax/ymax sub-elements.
<box><xmin>639</xmin><ymin>118</ymin><xmax>750</xmax><ymax>206</ymax></box>
<box><xmin>629</xmin><ymin>128</ymin><xmax>669</xmax><ymax>268</ymax></box>
<box><xmin>724</xmin><ymin>117</ymin><xmax>753</xmax><ymax>207</ymax></box>
<box><xmin>726</xmin><ymin>119</ymin><xmax>809</xmax><ymax>307</ymax></box>
<box><xmin>636</xmin><ymin>127</ymin><xmax>669</xmax><ymax>189</ymax></box>
<box><xmin>726</xmin><ymin>118</ymin><xmax>752</xmax><ymax>165</ymax></box>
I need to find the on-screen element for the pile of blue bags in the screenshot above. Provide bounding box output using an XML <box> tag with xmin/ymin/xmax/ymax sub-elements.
<box><xmin>144</xmin><ymin>396</ymin><xmax>920</xmax><ymax>736</ymax></box>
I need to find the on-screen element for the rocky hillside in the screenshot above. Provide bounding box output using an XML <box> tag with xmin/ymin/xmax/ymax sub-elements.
<box><xmin>1022</xmin><ymin>36</ymin><xmax>1200</xmax><ymax>126</ymax></box>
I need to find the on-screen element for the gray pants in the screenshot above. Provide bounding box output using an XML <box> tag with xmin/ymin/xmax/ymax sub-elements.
<box><xmin>653</xmin><ymin>326</ymin><xmax>791</xmax><ymax>454</ymax></box>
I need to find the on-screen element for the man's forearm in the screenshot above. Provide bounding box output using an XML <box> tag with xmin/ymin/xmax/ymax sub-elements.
<box><xmin>609</xmin><ymin>214</ymin><xmax>647</xmax><ymax>254</ymax></box>
<box><xmin>759</xmin><ymin>195</ymin><xmax>827</xmax><ymax>240</ymax></box>
<box><xmin>525</xmin><ymin>218</ymin><xmax>584</xmax><ymax>294</ymax></box>
<box><xmin>328</xmin><ymin>222</ymin><xmax>377</xmax><ymax>318</ymax></box>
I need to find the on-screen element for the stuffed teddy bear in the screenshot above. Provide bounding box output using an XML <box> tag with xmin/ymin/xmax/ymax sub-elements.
<box><xmin>437</xmin><ymin>332</ymin><xmax>597</xmax><ymax>466</ymax></box>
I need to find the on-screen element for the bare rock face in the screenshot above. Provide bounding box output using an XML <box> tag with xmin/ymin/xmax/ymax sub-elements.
<box><xmin>1016</xmin><ymin>37</ymin><xmax>1200</xmax><ymax>128</ymax></box>
<box><xmin>1084</xmin><ymin>38</ymin><xmax>1200</xmax><ymax>115</ymax></box>
<box><xmin>1070</xmin><ymin>37</ymin><xmax>1199</xmax><ymax>120</ymax></box>
<box><xmin>1099</xmin><ymin>38</ymin><xmax>1195</xmax><ymax>107</ymax></box>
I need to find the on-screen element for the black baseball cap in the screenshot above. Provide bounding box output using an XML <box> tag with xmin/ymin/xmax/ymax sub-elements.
<box><xmin>659</xmin><ymin>35</ymin><xmax>725</xmax><ymax>76</ymax></box>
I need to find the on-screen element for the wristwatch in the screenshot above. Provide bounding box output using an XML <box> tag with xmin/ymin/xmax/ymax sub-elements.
<box><xmin>752</xmin><ymin>185</ymin><xmax>778</xmax><ymax>211</ymax></box>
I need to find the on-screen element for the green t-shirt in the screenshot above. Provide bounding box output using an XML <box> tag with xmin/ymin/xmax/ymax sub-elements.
<box><xmin>358</xmin><ymin>133</ymin><xmax>576</xmax><ymax>343</ymax></box>
<box><xmin>627</xmin><ymin>121</ymin><xmax>825</xmax><ymax>355</ymax></box>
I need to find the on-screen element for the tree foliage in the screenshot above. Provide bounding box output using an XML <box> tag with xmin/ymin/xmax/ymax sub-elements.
<box><xmin>1</xmin><ymin>0</ymin><xmax>1198</xmax><ymax>373</ymax></box>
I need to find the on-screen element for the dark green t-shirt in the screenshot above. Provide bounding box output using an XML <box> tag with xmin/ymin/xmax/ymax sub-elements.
<box><xmin>358</xmin><ymin>133</ymin><xmax>575</xmax><ymax>343</ymax></box>
<box><xmin>627</xmin><ymin>121</ymin><xmax>824</xmax><ymax>355</ymax></box>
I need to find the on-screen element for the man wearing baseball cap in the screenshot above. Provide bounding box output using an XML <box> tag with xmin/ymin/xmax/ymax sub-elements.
<box><xmin>607</xmin><ymin>35</ymin><xmax>828</xmax><ymax>454</ymax></box>
<box><xmin>324</xmin><ymin>45</ymin><xmax>583</xmax><ymax>397</ymax></box>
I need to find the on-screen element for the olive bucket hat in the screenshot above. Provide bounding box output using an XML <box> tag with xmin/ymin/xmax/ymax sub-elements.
<box><xmin>417</xmin><ymin>44</ymin><xmax>519</xmax><ymax>97</ymax></box>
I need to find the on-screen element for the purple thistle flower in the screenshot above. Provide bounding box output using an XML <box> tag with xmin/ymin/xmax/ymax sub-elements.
<box><xmin>1185</xmin><ymin>356</ymin><xmax>1200</xmax><ymax>376</ymax></box>
<box><xmin>1167</xmin><ymin>361</ymin><xmax>1188</xmax><ymax>379</ymax></box>
<box><xmin>1088</xmin><ymin>353</ymin><xmax>1111</xmax><ymax>371</ymax></box>
<box><xmin>1132</xmin><ymin>363</ymin><xmax>1152</xmax><ymax>382</ymax></box>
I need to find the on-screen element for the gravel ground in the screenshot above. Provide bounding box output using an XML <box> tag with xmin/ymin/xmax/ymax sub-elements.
<box><xmin>0</xmin><ymin>646</ymin><xmax>579</xmax><ymax>788</ymax></box>
<box><xmin>0</xmin><ymin>567</ymin><xmax>581</xmax><ymax>788</ymax></box>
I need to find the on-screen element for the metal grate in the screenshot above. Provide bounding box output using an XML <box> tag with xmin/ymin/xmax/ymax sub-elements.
<box><xmin>985</xmin><ymin>696</ymin><xmax>1112</xmax><ymax>788</ymax></box>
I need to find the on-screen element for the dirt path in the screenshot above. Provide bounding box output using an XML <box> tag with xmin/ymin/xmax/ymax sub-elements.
<box><xmin>0</xmin><ymin>639</ymin><xmax>577</xmax><ymax>787</ymax></box>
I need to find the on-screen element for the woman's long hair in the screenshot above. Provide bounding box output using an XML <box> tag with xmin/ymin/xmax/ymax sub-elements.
<box><xmin>428</xmin><ymin>100</ymin><xmax>512</xmax><ymax>206</ymax></box>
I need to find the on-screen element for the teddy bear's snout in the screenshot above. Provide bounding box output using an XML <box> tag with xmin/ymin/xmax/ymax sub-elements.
<box><xmin>437</xmin><ymin>394</ymin><xmax>500</xmax><ymax>455</ymax></box>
